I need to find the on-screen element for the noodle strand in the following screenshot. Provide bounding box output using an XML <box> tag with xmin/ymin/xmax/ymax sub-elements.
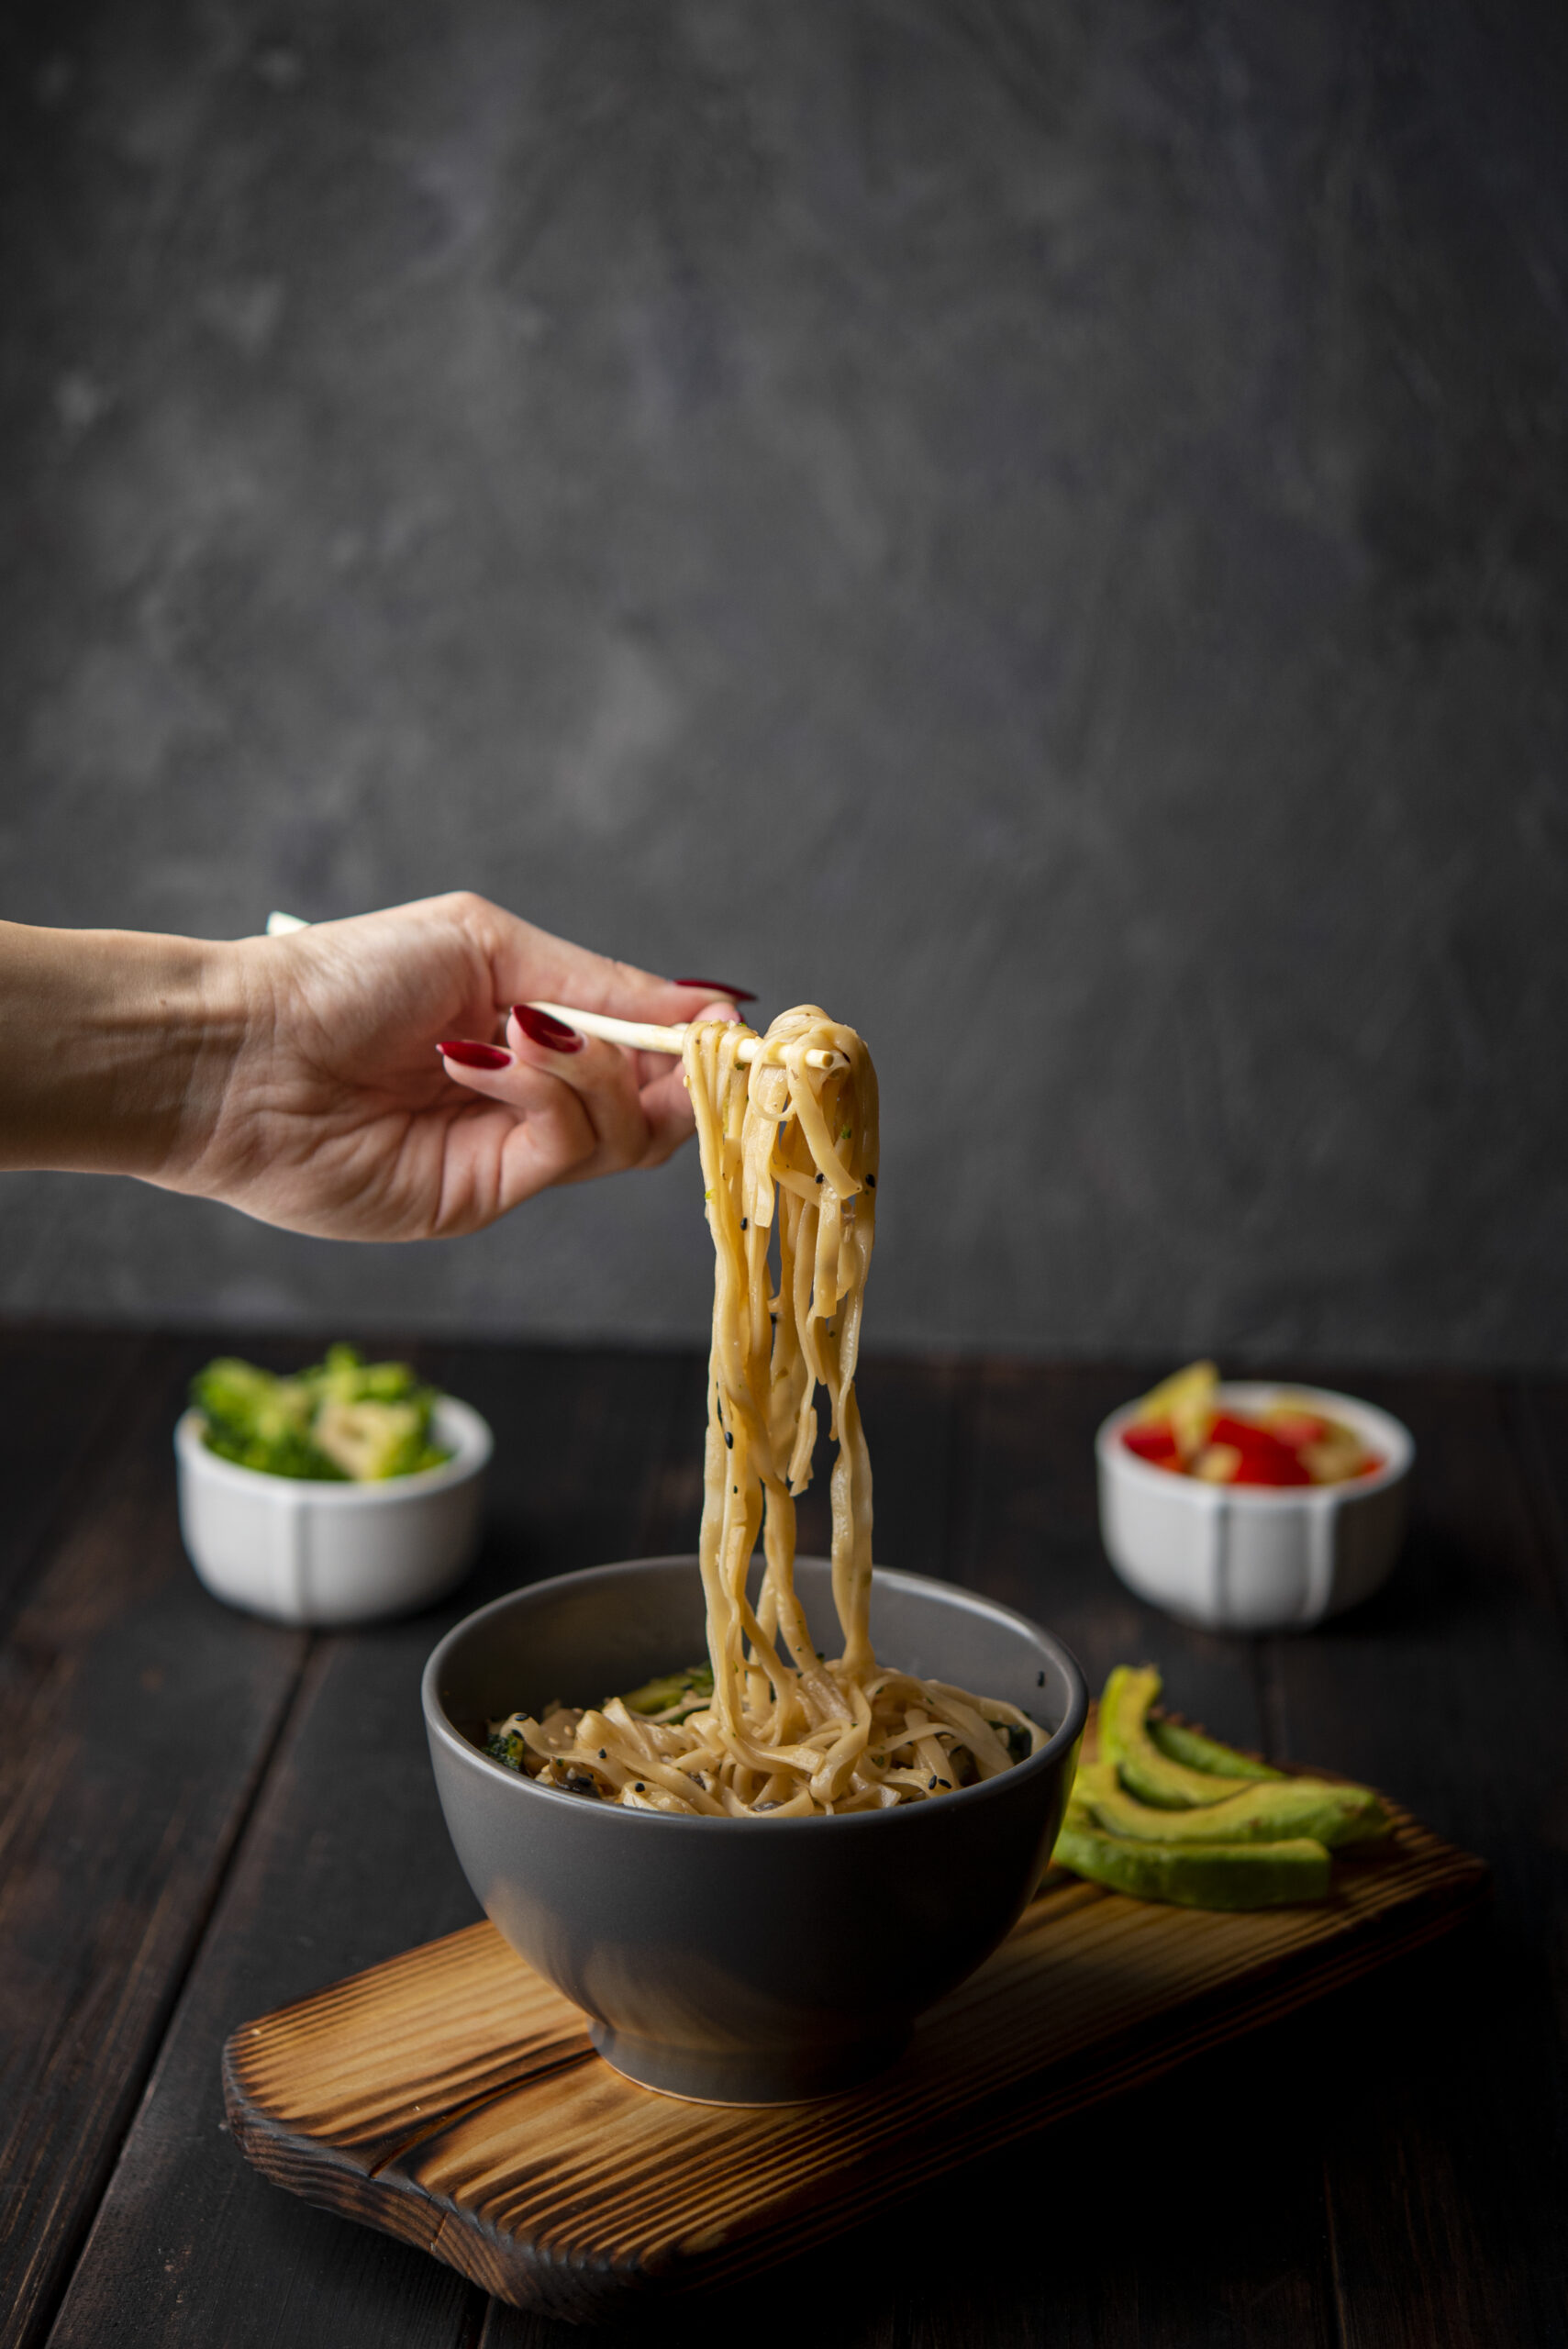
<box><xmin>491</xmin><ymin>1008</ymin><xmax>1046</xmax><ymax>1814</ymax></box>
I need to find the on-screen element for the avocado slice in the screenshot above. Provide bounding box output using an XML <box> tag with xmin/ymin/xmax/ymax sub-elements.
<box><xmin>1073</xmin><ymin>1759</ymin><xmax>1387</xmax><ymax>1850</ymax></box>
<box><xmin>619</xmin><ymin>1663</ymin><xmax>715</xmax><ymax>1721</ymax></box>
<box><xmin>1100</xmin><ymin>1666</ymin><xmax>1253</xmax><ymax>1807</ymax></box>
<box><xmin>1053</xmin><ymin>1818</ymin><xmax>1332</xmax><ymax>1909</ymax></box>
<box><xmin>1148</xmin><ymin>1716</ymin><xmax>1284</xmax><ymax>1782</ymax></box>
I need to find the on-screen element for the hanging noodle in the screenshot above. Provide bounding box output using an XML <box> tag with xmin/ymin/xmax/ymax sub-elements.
<box><xmin>489</xmin><ymin>1008</ymin><xmax>1047</xmax><ymax>1816</ymax></box>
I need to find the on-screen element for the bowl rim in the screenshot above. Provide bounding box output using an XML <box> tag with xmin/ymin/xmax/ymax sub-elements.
<box><xmin>173</xmin><ymin>1391</ymin><xmax>493</xmax><ymax>1499</ymax></box>
<box><xmin>422</xmin><ymin>1553</ymin><xmax>1088</xmax><ymax>1836</ymax></box>
<box><xmin>1095</xmin><ymin>1380</ymin><xmax>1414</xmax><ymax>1507</ymax></box>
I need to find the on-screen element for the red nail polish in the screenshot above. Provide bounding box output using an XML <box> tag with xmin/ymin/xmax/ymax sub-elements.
<box><xmin>439</xmin><ymin>1039</ymin><xmax>512</xmax><ymax>1070</ymax></box>
<box><xmin>674</xmin><ymin>978</ymin><xmax>757</xmax><ymax>1002</ymax></box>
<box><xmin>513</xmin><ymin>1004</ymin><xmax>584</xmax><ymax>1052</ymax></box>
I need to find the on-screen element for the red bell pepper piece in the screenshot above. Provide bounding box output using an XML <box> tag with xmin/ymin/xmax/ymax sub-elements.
<box><xmin>1207</xmin><ymin>1413</ymin><xmax>1312</xmax><ymax>1486</ymax></box>
<box><xmin>1122</xmin><ymin>1419</ymin><xmax>1183</xmax><ymax>1471</ymax></box>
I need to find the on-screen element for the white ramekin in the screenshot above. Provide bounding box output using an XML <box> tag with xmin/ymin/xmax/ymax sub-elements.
<box><xmin>1095</xmin><ymin>1382</ymin><xmax>1414</xmax><ymax>1633</ymax></box>
<box><xmin>174</xmin><ymin>1396</ymin><xmax>492</xmax><ymax>1627</ymax></box>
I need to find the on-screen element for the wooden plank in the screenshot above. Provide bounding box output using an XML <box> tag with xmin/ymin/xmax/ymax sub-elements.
<box><xmin>0</xmin><ymin>1321</ymin><xmax>152</xmax><ymax>1633</ymax></box>
<box><xmin>0</xmin><ymin>1333</ymin><xmax>313</xmax><ymax>2349</ymax></box>
<box><xmin>937</xmin><ymin>1359</ymin><xmax>1349</xmax><ymax>2349</ymax></box>
<box><xmin>217</xmin><ymin>1809</ymin><xmax>1485</xmax><ymax>2323</ymax></box>
<box><xmin>1260</xmin><ymin>1373</ymin><xmax>1568</xmax><ymax>2349</ymax></box>
<box><xmin>26</xmin><ymin>1352</ymin><xmax>1535</xmax><ymax>2349</ymax></box>
<box><xmin>1515</xmin><ymin>1376</ymin><xmax>1568</xmax><ymax>1614</ymax></box>
<box><xmin>42</xmin><ymin>1345</ymin><xmax>698</xmax><ymax>2349</ymax></box>
<box><xmin>418</xmin><ymin>1340</ymin><xmax>704</xmax><ymax>1594</ymax></box>
<box><xmin>796</xmin><ymin>1353</ymin><xmax>965</xmax><ymax>1579</ymax></box>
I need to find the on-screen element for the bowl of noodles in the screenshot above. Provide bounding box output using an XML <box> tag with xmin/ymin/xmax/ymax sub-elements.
<box><xmin>423</xmin><ymin>1553</ymin><xmax>1085</xmax><ymax>2104</ymax></box>
<box><xmin>423</xmin><ymin>1005</ymin><xmax>1085</xmax><ymax>2101</ymax></box>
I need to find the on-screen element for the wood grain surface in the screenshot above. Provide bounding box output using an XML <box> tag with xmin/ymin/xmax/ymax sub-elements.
<box><xmin>0</xmin><ymin>1332</ymin><xmax>312</xmax><ymax>2349</ymax></box>
<box><xmin>6</xmin><ymin>1340</ymin><xmax>1565</xmax><ymax>2349</ymax></box>
<box><xmin>223</xmin><ymin>1800</ymin><xmax>1486</xmax><ymax>2322</ymax></box>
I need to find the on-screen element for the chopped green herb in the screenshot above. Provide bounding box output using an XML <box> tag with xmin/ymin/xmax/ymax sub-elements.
<box><xmin>485</xmin><ymin>1728</ymin><xmax>528</xmax><ymax>1774</ymax></box>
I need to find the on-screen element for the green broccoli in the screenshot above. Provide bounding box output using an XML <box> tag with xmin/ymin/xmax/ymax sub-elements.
<box><xmin>191</xmin><ymin>1357</ymin><xmax>345</xmax><ymax>1479</ymax></box>
<box><xmin>313</xmin><ymin>1397</ymin><xmax>442</xmax><ymax>1481</ymax></box>
<box><xmin>190</xmin><ymin>1347</ymin><xmax>451</xmax><ymax>1481</ymax></box>
<box><xmin>301</xmin><ymin>1343</ymin><xmax>424</xmax><ymax>1408</ymax></box>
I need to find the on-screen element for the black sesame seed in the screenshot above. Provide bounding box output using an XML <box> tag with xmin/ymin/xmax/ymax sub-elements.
<box><xmin>740</xmin><ymin>1217</ymin><xmax>749</xmax><ymax>1230</ymax></box>
<box><xmin>928</xmin><ymin>1776</ymin><xmax>938</xmax><ymax>1789</ymax></box>
<box><xmin>866</xmin><ymin>1173</ymin><xmax>876</xmax><ymax>1186</ymax></box>
<box><xmin>598</xmin><ymin>1748</ymin><xmax>607</xmax><ymax>1759</ymax></box>
<box><xmin>634</xmin><ymin>1782</ymin><xmax>645</xmax><ymax>1793</ymax></box>
<box><xmin>725</xmin><ymin>1430</ymin><xmax>733</xmax><ymax>1448</ymax></box>
<box><xmin>1036</xmin><ymin>1671</ymin><xmax>1046</xmax><ymax>1687</ymax></box>
<box><xmin>815</xmin><ymin>1171</ymin><xmax>824</xmax><ymax>1184</ymax></box>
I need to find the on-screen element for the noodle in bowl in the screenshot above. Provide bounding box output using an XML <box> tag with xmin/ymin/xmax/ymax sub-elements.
<box><xmin>423</xmin><ymin>1554</ymin><xmax>1087</xmax><ymax>2103</ymax></box>
<box><xmin>423</xmin><ymin>1004</ymin><xmax>1087</xmax><ymax>2101</ymax></box>
<box><xmin>490</xmin><ymin>1011</ymin><xmax>1049</xmax><ymax>1818</ymax></box>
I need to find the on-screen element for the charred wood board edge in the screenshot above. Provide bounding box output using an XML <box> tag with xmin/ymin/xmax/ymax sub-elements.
<box><xmin>220</xmin><ymin>1826</ymin><xmax>1488</xmax><ymax>2321</ymax></box>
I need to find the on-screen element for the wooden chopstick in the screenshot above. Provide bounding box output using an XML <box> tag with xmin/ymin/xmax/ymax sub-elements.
<box><xmin>524</xmin><ymin>1004</ymin><xmax>845</xmax><ymax>1073</ymax></box>
<box><xmin>261</xmin><ymin>925</ymin><xmax>843</xmax><ymax>1073</ymax></box>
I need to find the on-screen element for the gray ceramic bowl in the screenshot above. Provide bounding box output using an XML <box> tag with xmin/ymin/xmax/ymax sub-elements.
<box><xmin>422</xmin><ymin>1554</ymin><xmax>1086</xmax><ymax>2105</ymax></box>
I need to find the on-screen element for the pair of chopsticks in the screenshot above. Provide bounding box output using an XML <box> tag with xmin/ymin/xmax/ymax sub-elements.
<box><xmin>265</xmin><ymin>913</ymin><xmax>843</xmax><ymax>1072</ymax></box>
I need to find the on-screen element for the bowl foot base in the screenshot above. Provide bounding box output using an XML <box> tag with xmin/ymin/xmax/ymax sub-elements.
<box><xmin>588</xmin><ymin>2019</ymin><xmax>909</xmax><ymax>2106</ymax></box>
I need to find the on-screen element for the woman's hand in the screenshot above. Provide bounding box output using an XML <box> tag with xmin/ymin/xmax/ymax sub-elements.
<box><xmin>0</xmin><ymin>896</ymin><xmax>746</xmax><ymax>1241</ymax></box>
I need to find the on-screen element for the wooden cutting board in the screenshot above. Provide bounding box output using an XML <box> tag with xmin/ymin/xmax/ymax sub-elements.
<box><xmin>224</xmin><ymin>1776</ymin><xmax>1486</xmax><ymax>2323</ymax></box>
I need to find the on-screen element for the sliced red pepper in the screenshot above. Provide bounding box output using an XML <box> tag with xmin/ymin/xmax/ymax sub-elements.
<box><xmin>1122</xmin><ymin>1419</ymin><xmax>1183</xmax><ymax>1471</ymax></box>
<box><xmin>1207</xmin><ymin>1413</ymin><xmax>1313</xmax><ymax>1486</ymax></box>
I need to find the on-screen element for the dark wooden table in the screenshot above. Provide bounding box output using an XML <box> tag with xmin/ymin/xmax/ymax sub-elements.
<box><xmin>3</xmin><ymin>1325</ymin><xmax>1565</xmax><ymax>2349</ymax></box>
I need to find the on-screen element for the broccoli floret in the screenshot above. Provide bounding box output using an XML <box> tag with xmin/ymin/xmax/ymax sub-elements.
<box><xmin>191</xmin><ymin>1358</ymin><xmax>345</xmax><ymax>1479</ymax></box>
<box><xmin>302</xmin><ymin>1345</ymin><xmax>423</xmax><ymax>1408</ymax></box>
<box><xmin>314</xmin><ymin>1397</ymin><xmax>433</xmax><ymax>1482</ymax></box>
<box><xmin>191</xmin><ymin>1347</ymin><xmax>451</xmax><ymax>1480</ymax></box>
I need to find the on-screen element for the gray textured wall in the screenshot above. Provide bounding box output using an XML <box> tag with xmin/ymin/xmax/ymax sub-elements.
<box><xmin>3</xmin><ymin>0</ymin><xmax>1566</xmax><ymax>1364</ymax></box>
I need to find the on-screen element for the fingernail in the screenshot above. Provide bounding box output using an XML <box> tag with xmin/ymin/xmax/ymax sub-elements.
<box><xmin>439</xmin><ymin>1039</ymin><xmax>512</xmax><ymax>1070</ymax></box>
<box><xmin>674</xmin><ymin>978</ymin><xmax>757</xmax><ymax>1002</ymax></box>
<box><xmin>513</xmin><ymin>1004</ymin><xmax>584</xmax><ymax>1053</ymax></box>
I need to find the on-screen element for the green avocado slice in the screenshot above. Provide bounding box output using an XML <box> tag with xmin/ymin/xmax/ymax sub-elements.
<box><xmin>1073</xmin><ymin>1760</ymin><xmax>1387</xmax><ymax>1850</ymax></box>
<box><xmin>1100</xmin><ymin>1666</ymin><xmax>1251</xmax><ymax>1807</ymax></box>
<box><xmin>1148</xmin><ymin>1716</ymin><xmax>1284</xmax><ymax>1782</ymax></box>
<box><xmin>618</xmin><ymin>1663</ymin><xmax>715</xmax><ymax>1722</ymax></box>
<box><xmin>1053</xmin><ymin>1819</ymin><xmax>1332</xmax><ymax>1909</ymax></box>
